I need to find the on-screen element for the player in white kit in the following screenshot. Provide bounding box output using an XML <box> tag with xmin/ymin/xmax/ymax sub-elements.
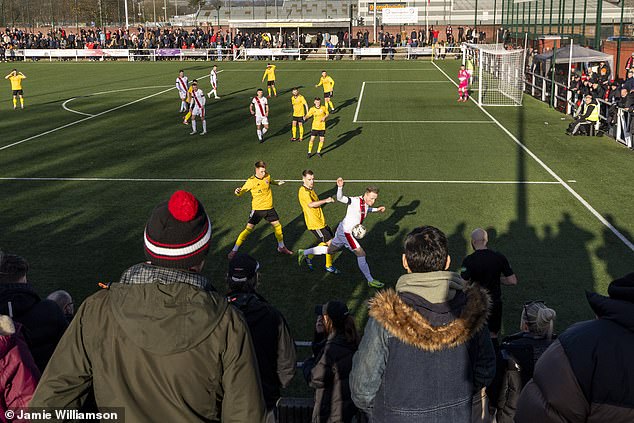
<box><xmin>250</xmin><ymin>88</ymin><xmax>269</xmax><ymax>143</ymax></box>
<box><xmin>298</xmin><ymin>177</ymin><xmax>386</xmax><ymax>288</ymax></box>
<box><xmin>207</xmin><ymin>64</ymin><xmax>220</xmax><ymax>99</ymax></box>
<box><xmin>176</xmin><ymin>70</ymin><xmax>189</xmax><ymax>112</ymax></box>
<box><xmin>189</xmin><ymin>81</ymin><xmax>207</xmax><ymax>136</ymax></box>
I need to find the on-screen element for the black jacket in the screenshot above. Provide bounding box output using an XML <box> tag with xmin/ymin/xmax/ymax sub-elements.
<box><xmin>227</xmin><ymin>291</ymin><xmax>296</xmax><ymax>409</ymax></box>
<box><xmin>0</xmin><ymin>283</ymin><xmax>68</xmax><ymax>372</ymax></box>
<box><xmin>516</xmin><ymin>275</ymin><xmax>634</xmax><ymax>422</ymax></box>
<box><xmin>304</xmin><ymin>333</ymin><xmax>358</xmax><ymax>423</ymax></box>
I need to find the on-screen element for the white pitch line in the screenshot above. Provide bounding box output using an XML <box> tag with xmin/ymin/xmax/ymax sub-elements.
<box><xmin>432</xmin><ymin>61</ymin><xmax>634</xmax><ymax>253</ymax></box>
<box><xmin>352</xmin><ymin>81</ymin><xmax>366</xmax><ymax>123</ymax></box>
<box><xmin>62</xmin><ymin>98</ymin><xmax>95</xmax><ymax>117</ymax></box>
<box><xmin>1</xmin><ymin>74</ymin><xmax>210</xmax><ymax>152</ymax></box>
<box><xmin>357</xmin><ymin>120</ymin><xmax>494</xmax><ymax>124</ymax></box>
<box><xmin>61</xmin><ymin>85</ymin><xmax>174</xmax><ymax>117</ymax></box>
<box><xmin>363</xmin><ymin>80</ymin><xmax>451</xmax><ymax>83</ymax></box>
<box><xmin>0</xmin><ymin>177</ymin><xmax>566</xmax><ymax>185</ymax></box>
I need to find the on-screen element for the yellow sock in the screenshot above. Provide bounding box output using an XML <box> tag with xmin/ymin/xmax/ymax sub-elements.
<box><xmin>328</xmin><ymin>100</ymin><xmax>334</xmax><ymax>110</ymax></box>
<box><xmin>317</xmin><ymin>140</ymin><xmax>324</xmax><ymax>153</ymax></box>
<box><xmin>272</xmin><ymin>86</ymin><xmax>277</xmax><ymax>96</ymax></box>
<box><xmin>184</xmin><ymin>110</ymin><xmax>192</xmax><ymax>122</ymax></box>
<box><xmin>308</xmin><ymin>140</ymin><xmax>314</xmax><ymax>153</ymax></box>
<box><xmin>292</xmin><ymin>125</ymin><xmax>297</xmax><ymax>139</ymax></box>
<box><xmin>20</xmin><ymin>98</ymin><xmax>24</xmax><ymax>107</ymax></box>
<box><xmin>268</xmin><ymin>87</ymin><xmax>271</xmax><ymax>96</ymax></box>
<box><xmin>13</xmin><ymin>98</ymin><xmax>17</xmax><ymax>108</ymax></box>
<box><xmin>326</xmin><ymin>254</ymin><xmax>333</xmax><ymax>268</ymax></box>
<box><xmin>235</xmin><ymin>226</ymin><xmax>254</xmax><ymax>247</ymax></box>
<box><xmin>272</xmin><ymin>222</ymin><xmax>284</xmax><ymax>243</ymax></box>
<box><xmin>299</xmin><ymin>124</ymin><xmax>304</xmax><ymax>140</ymax></box>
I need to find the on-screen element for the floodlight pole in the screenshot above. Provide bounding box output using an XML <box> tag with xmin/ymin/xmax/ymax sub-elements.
<box><xmin>124</xmin><ymin>0</ymin><xmax>129</xmax><ymax>28</ymax></box>
<box><xmin>567</xmin><ymin>38</ymin><xmax>573</xmax><ymax>114</ymax></box>
<box><xmin>164</xmin><ymin>0</ymin><xmax>167</xmax><ymax>22</ymax></box>
<box><xmin>616</xmin><ymin>0</ymin><xmax>625</xmax><ymax>78</ymax></box>
<box><xmin>551</xmin><ymin>39</ymin><xmax>557</xmax><ymax>108</ymax></box>
<box><xmin>373</xmin><ymin>0</ymin><xmax>377</xmax><ymax>45</ymax></box>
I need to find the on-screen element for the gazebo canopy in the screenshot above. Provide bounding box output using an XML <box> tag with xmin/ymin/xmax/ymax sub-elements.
<box><xmin>535</xmin><ymin>44</ymin><xmax>614</xmax><ymax>72</ymax></box>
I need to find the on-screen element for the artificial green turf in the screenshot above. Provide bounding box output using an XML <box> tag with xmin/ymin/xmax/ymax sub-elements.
<box><xmin>1</xmin><ymin>59</ymin><xmax>633</xmax><ymax>395</ymax></box>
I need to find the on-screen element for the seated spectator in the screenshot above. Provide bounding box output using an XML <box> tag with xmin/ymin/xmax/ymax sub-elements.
<box><xmin>515</xmin><ymin>273</ymin><xmax>634</xmax><ymax>422</ymax></box>
<box><xmin>566</xmin><ymin>94</ymin><xmax>600</xmax><ymax>135</ymax></box>
<box><xmin>491</xmin><ymin>301</ymin><xmax>557</xmax><ymax>423</ymax></box>
<box><xmin>303</xmin><ymin>300</ymin><xmax>359</xmax><ymax>423</ymax></box>
<box><xmin>0</xmin><ymin>251</ymin><xmax>68</xmax><ymax>372</ymax></box>
<box><xmin>31</xmin><ymin>191</ymin><xmax>265</xmax><ymax>421</ymax></box>
<box><xmin>0</xmin><ymin>315</ymin><xmax>41</xmax><ymax>420</ymax></box>
<box><xmin>226</xmin><ymin>253</ymin><xmax>296</xmax><ymax>423</ymax></box>
<box><xmin>350</xmin><ymin>226</ymin><xmax>496</xmax><ymax>422</ymax></box>
<box><xmin>46</xmin><ymin>290</ymin><xmax>74</xmax><ymax>322</ymax></box>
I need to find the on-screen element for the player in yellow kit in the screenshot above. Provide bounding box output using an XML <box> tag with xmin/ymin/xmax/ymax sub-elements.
<box><xmin>297</xmin><ymin>169</ymin><xmax>340</xmax><ymax>274</ymax></box>
<box><xmin>304</xmin><ymin>97</ymin><xmax>329</xmax><ymax>158</ymax></box>
<box><xmin>182</xmin><ymin>79</ymin><xmax>198</xmax><ymax>124</ymax></box>
<box><xmin>229</xmin><ymin>161</ymin><xmax>293</xmax><ymax>259</ymax></box>
<box><xmin>316</xmin><ymin>70</ymin><xmax>335</xmax><ymax>111</ymax></box>
<box><xmin>290</xmin><ymin>87</ymin><xmax>309</xmax><ymax>142</ymax></box>
<box><xmin>5</xmin><ymin>69</ymin><xmax>26</xmax><ymax>109</ymax></box>
<box><xmin>262</xmin><ymin>63</ymin><xmax>277</xmax><ymax>98</ymax></box>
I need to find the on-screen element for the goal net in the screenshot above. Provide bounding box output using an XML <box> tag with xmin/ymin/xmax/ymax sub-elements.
<box><xmin>462</xmin><ymin>43</ymin><xmax>525</xmax><ymax>107</ymax></box>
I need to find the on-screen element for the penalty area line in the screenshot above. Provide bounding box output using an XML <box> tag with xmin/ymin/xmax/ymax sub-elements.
<box><xmin>432</xmin><ymin>61</ymin><xmax>634</xmax><ymax>253</ymax></box>
<box><xmin>0</xmin><ymin>177</ymin><xmax>567</xmax><ymax>185</ymax></box>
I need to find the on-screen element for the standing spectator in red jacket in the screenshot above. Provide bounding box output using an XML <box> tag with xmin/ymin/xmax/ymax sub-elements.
<box><xmin>0</xmin><ymin>315</ymin><xmax>41</xmax><ymax>422</ymax></box>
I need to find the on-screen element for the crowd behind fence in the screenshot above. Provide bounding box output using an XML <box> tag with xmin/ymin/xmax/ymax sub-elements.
<box><xmin>524</xmin><ymin>67</ymin><xmax>634</xmax><ymax>149</ymax></box>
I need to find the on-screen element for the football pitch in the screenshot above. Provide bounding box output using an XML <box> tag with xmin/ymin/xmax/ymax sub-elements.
<box><xmin>1</xmin><ymin>59</ymin><xmax>633</xmax><ymax>366</ymax></box>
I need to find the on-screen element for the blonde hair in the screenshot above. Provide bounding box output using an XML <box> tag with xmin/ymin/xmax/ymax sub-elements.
<box><xmin>521</xmin><ymin>301</ymin><xmax>556</xmax><ymax>341</ymax></box>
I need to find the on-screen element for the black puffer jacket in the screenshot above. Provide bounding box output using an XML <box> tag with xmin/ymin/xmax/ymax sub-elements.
<box><xmin>304</xmin><ymin>333</ymin><xmax>358</xmax><ymax>423</ymax></box>
<box><xmin>0</xmin><ymin>283</ymin><xmax>68</xmax><ymax>372</ymax></box>
<box><xmin>516</xmin><ymin>273</ymin><xmax>634</xmax><ymax>423</ymax></box>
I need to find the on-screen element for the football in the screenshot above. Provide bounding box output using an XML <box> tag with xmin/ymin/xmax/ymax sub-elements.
<box><xmin>351</xmin><ymin>224</ymin><xmax>367</xmax><ymax>239</ymax></box>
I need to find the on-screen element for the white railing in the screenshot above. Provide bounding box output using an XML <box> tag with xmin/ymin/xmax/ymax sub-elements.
<box><xmin>524</xmin><ymin>70</ymin><xmax>633</xmax><ymax>149</ymax></box>
<box><xmin>7</xmin><ymin>45</ymin><xmax>465</xmax><ymax>62</ymax></box>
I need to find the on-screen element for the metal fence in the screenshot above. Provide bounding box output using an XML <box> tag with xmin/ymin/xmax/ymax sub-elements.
<box><xmin>525</xmin><ymin>69</ymin><xmax>633</xmax><ymax>149</ymax></box>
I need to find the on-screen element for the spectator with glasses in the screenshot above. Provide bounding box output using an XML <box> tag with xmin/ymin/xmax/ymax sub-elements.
<box><xmin>490</xmin><ymin>301</ymin><xmax>557</xmax><ymax>423</ymax></box>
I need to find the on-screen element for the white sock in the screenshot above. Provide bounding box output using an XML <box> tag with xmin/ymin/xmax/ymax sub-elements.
<box><xmin>202</xmin><ymin>120</ymin><xmax>207</xmax><ymax>132</ymax></box>
<box><xmin>278</xmin><ymin>241</ymin><xmax>285</xmax><ymax>248</ymax></box>
<box><xmin>191</xmin><ymin>120</ymin><xmax>197</xmax><ymax>132</ymax></box>
<box><xmin>257</xmin><ymin>129</ymin><xmax>262</xmax><ymax>140</ymax></box>
<box><xmin>211</xmin><ymin>89</ymin><xmax>217</xmax><ymax>96</ymax></box>
<box><xmin>304</xmin><ymin>246</ymin><xmax>328</xmax><ymax>256</ymax></box>
<box><xmin>262</xmin><ymin>127</ymin><xmax>268</xmax><ymax>135</ymax></box>
<box><xmin>181</xmin><ymin>101</ymin><xmax>187</xmax><ymax>111</ymax></box>
<box><xmin>357</xmin><ymin>256</ymin><xmax>373</xmax><ymax>282</ymax></box>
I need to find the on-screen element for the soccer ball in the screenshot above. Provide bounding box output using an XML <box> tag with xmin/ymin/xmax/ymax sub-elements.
<box><xmin>351</xmin><ymin>224</ymin><xmax>367</xmax><ymax>240</ymax></box>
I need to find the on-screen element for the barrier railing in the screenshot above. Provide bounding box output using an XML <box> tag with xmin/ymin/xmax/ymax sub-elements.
<box><xmin>524</xmin><ymin>70</ymin><xmax>633</xmax><ymax>150</ymax></box>
<box><xmin>7</xmin><ymin>45</ymin><xmax>465</xmax><ymax>62</ymax></box>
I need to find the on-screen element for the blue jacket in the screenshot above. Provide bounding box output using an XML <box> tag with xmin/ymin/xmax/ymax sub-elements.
<box><xmin>350</xmin><ymin>272</ymin><xmax>495</xmax><ymax>423</ymax></box>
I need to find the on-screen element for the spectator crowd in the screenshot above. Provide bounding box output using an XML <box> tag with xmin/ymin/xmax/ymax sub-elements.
<box><xmin>2</xmin><ymin>189</ymin><xmax>633</xmax><ymax>422</ymax></box>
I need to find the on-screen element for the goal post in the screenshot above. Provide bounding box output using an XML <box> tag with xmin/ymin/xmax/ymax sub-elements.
<box><xmin>462</xmin><ymin>43</ymin><xmax>526</xmax><ymax>107</ymax></box>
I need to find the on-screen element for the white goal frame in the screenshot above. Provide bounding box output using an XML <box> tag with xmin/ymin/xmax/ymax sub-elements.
<box><xmin>462</xmin><ymin>43</ymin><xmax>526</xmax><ymax>107</ymax></box>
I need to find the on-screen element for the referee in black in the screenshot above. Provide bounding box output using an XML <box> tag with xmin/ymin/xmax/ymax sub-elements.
<box><xmin>460</xmin><ymin>228</ymin><xmax>518</xmax><ymax>346</ymax></box>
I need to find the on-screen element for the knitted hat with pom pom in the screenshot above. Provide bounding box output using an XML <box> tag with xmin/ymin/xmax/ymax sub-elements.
<box><xmin>144</xmin><ymin>191</ymin><xmax>212</xmax><ymax>269</ymax></box>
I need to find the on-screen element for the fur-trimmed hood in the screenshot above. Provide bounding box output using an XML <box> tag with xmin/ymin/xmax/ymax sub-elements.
<box><xmin>369</xmin><ymin>275</ymin><xmax>491</xmax><ymax>352</ymax></box>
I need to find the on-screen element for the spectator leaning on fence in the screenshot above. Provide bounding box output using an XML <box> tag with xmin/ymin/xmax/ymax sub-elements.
<box><xmin>31</xmin><ymin>190</ymin><xmax>266</xmax><ymax>422</ymax></box>
<box><xmin>350</xmin><ymin>226</ymin><xmax>496</xmax><ymax>422</ymax></box>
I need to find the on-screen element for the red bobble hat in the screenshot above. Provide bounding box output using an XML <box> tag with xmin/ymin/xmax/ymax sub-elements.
<box><xmin>144</xmin><ymin>191</ymin><xmax>212</xmax><ymax>269</ymax></box>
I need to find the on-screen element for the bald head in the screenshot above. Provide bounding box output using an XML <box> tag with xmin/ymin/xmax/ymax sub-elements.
<box><xmin>47</xmin><ymin>290</ymin><xmax>74</xmax><ymax>317</ymax></box>
<box><xmin>470</xmin><ymin>228</ymin><xmax>488</xmax><ymax>249</ymax></box>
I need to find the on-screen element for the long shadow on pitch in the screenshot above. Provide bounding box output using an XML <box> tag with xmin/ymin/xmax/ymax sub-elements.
<box><xmin>335</xmin><ymin>97</ymin><xmax>358</xmax><ymax>112</ymax></box>
<box><xmin>320</xmin><ymin>126</ymin><xmax>362</xmax><ymax>156</ymax></box>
